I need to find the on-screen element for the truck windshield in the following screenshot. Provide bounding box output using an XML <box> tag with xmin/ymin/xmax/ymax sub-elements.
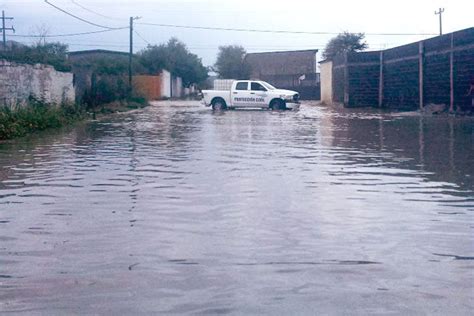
<box><xmin>261</xmin><ymin>82</ymin><xmax>276</xmax><ymax>90</ymax></box>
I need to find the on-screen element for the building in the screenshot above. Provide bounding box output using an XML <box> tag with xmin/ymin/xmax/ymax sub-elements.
<box><xmin>245</xmin><ymin>50</ymin><xmax>320</xmax><ymax>100</ymax></box>
<box><xmin>320</xmin><ymin>27</ymin><xmax>474</xmax><ymax>111</ymax></box>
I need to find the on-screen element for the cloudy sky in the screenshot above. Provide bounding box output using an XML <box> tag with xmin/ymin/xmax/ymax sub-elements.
<box><xmin>2</xmin><ymin>0</ymin><xmax>473</xmax><ymax>67</ymax></box>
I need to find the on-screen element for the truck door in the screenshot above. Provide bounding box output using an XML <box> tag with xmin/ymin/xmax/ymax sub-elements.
<box><xmin>232</xmin><ymin>81</ymin><xmax>251</xmax><ymax>107</ymax></box>
<box><xmin>250</xmin><ymin>82</ymin><xmax>270</xmax><ymax>107</ymax></box>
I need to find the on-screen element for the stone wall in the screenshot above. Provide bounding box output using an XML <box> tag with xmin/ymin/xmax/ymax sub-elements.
<box><xmin>0</xmin><ymin>60</ymin><xmax>75</xmax><ymax>107</ymax></box>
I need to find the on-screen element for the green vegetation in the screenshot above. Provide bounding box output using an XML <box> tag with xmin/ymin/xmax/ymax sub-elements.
<box><xmin>214</xmin><ymin>45</ymin><xmax>251</xmax><ymax>79</ymax></box>
<box><xmin>323</xmin><ymin>32</ymin><xmax>368</xmax><ymax>59</ymax></box>
<box><xmin>138</xmin><ymin>38</ymin><xmax>208</xmax><ymax>86</ymax></box>
<box><xmin>0</xmin><ymin>36</ymin><xmax>213</xmax><ymax>139</ymax></box>
<box><xmin>70</xmin><ymin>55</ymin><xmax>149</xmax><ymax>110</ymax></box>
<box><xmin>0</xmin><ymin>98</ymin><xmax>85</xmax><ymax>140</ymax></box>
<box><xmin>0</xmin><ymin>42</ymin><xmax>71</xmax><ymax>72</ymax></box>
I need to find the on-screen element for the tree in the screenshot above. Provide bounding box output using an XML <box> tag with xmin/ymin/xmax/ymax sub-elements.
<box><xmin>214</xmin><ymin>45</ymin><xmax>251</xmax><ymax>79</ymax></box>
<box><xmin>138</xmin><ymin>38</ymin><xmax>208</xmax><ymax>86</ymax></box>
<box><xmin>323</xmin><ymin>32</ymin><xmax>368</xmax><ymax>59</ymax></box>
<box><xmin>30</xmin><ymin>23</ymin><xmax>51</xmax><ymax>46</ymax></box>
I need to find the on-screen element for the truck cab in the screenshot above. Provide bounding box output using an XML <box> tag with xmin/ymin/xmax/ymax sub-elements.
<box><xmin>202</xmin><ymin>80</ymin><xmax>300</xmax><ymax>110</ymax></box>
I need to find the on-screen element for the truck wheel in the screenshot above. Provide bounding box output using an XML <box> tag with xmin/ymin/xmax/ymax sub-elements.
<box><xmin>270</xmin><ymin>99</ymin><xmax>286</xmax><ymax>111</ymax></box>
<box><xmin>212</xmin><ymin>98</ymin><xmax>227</xmax><ymax>111</ymax></box>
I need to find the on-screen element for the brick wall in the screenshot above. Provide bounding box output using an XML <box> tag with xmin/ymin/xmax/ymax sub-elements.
<box><xmin>332</xmin><ymin>54</ymin><xmax>346</xmax><ymax>104</ymax></box>
<box><xmin>329</xmin><ymin>27</ymin><xmax>474</xmax><ymax>110</ymax></box>
<box><xmin>454</xmin><ymin>48</ymin><xmax>474</xmax><ymax>107</ymax></box>
<box><xmin>383</xmin><ymin>56</ymin><xmax>420</xmax><ymax>109</ymax></box>
<box><xmin>347</xmin><ymin>51</ymin><xmax>380</xmax><ymax>107</ymax></box>
<box><xmin>424</xmin><ymin>53</ymin><xmax>450</xmax><ymax>106</ymax></box>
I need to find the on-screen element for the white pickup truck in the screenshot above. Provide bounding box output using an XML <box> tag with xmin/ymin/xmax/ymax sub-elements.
<box><xmin>202</xmin><ymin>80</ymin><xmax>300</xmax><ymax>110</ymax></box>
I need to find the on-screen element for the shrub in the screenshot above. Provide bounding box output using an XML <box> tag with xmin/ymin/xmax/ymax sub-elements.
<box><xmin>0</xmin><ymin>42</ymin><xmax>71</xmax><ymax>72</ymax></box>
<box><xmin>0</xmin><ymin>98</ymin><xmax>85</xmax><ymax>140</ymax></box>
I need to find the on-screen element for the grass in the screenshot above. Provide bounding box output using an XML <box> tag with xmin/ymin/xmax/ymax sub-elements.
<box><xmin>0</xmin><ymin>99</ymin><xmax>85</xmax><ymax>140</ymax></box>
<box><xmin>0</xmin><ymin>96</ymin><xmax>150</xmax><ymax>140</ymax></box>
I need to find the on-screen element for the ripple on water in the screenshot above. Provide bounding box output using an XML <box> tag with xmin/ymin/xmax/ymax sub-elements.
<box><xmin>0</xmin><ymin>103</ymin><xmax>472</xmax><ymax>314</ymax></box>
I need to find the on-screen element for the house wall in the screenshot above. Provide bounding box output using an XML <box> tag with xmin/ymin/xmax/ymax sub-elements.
<box><xmin>0</xmin><ymin>60</ymin><xmax>75</xmax><ymax>107</ymax></box>
<box><xmin>246</xmin><ymin>50</ymin><xmax>318</xmax><ymax>77</ymax></box>
<box><xmin>246</xmin><ymin>50</ymin><xmax>321</xmax><ymax>100</ymax></box>
<box><xmin>320</xmin><ymin>61</ymin><xmax>333</xmax><ymax>104</ymax></box>
<box><xmin>260</xmin><ymin>73</ymin><xmax>320</xmax><ymax>100</ymax></box>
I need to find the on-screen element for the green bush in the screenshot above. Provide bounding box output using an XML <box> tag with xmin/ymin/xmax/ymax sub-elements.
<box><xmin>0</xmin><ymin>42</ymin><xmax>71</xmax><ymax>72</ymax></box>
<box><xmin>0</xmin><ymin>98</ymin><xmax>85</xmax><ymax>140</ymax></box>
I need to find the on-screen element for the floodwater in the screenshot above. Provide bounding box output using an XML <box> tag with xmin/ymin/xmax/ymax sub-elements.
<box><xmin>0</xmin><ymin>101</ymin><xmax>473</xmax><ymax>315</ymax></box>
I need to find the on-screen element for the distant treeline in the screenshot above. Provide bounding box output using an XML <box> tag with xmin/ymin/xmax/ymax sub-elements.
<box><xmin>0</xmin><ymin>38</ymin><xmax>209</xmax><ymax>86</ymax></box>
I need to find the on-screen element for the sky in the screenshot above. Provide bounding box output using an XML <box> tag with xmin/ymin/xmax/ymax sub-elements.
<box><xmin>2</xmin><ymin>0</ymin><xmax>473</xmax><ymax>67</ymax></box>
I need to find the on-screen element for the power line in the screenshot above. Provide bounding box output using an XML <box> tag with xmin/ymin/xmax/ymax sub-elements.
<box><xmin>44</xmin><ymin>0</ymin><xmax>125</xmax><ymax>30</ymax></box>
<box><xmin>134</xmin><ymin>30</ymin><xmax>150</xmax><ymax>45</ymax></box>
<box><xmin>70</xmin><ymin>0</ymin><xmax>123</xmax><ymax>21</ymax></box>
<box><xmin>16</xmin><ymin>39</ymin><xmax>396</xmax><ymax>52</ymax></box>
<box><xmin>10</xmin><ymin>28</ymin><xmax>128</xmax><ymax>38</ymax></box>
<box><xmin>137</xmin><ymin>22</ymin><xmax>437</xmax><ymax>36</ymax></box>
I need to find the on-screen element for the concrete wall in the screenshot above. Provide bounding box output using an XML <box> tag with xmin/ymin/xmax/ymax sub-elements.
<box><xmin>320</xmin><ymin>61</ymin><xmax>333</xmax><ymax>104</ymax></box>
<box><xmin>171</xmin><ymin>76</ymin><xmax>183</xmax><ymax>98</ymax></box>
<box><xmin>0</xmin><ymin>60</ymin><xmax>75</xmax><ymax>107</ymax></box>
<box><xmin>327</xmin><ymin>27</ymin><xmax>474</xmax><ymax>110</ymax></box>
<box><xmin>160</xmin><ymin>70</ymin><xmax>171</xmax><ymax>98</ymax></box>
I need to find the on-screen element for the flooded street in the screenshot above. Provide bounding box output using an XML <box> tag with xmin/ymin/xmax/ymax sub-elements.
<box><xmin>0</xmin><ymin>101</ymin><xmax>473</xmax><ymax>314</ymax></box>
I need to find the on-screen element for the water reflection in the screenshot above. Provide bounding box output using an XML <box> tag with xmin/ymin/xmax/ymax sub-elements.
<box><xmin>0</xmin><ymin>102</ymin><xmax>472</xmax><ymax>314</ymax></box>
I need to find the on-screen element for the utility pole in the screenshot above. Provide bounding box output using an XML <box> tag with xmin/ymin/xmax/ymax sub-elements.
<box><xmin>129</xmin><ymin>16</ymin><xmax>141</xmax><ymax>94</ymax></box>
<box><xmin>435</xmin><ymin>8</ymin><xmax>445</xmax><ymax>36</ymax></box>
<box><xmin>1</xmin><ymin>11</ymin><xmax>15</xmax><ymax>50</ymax></box>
